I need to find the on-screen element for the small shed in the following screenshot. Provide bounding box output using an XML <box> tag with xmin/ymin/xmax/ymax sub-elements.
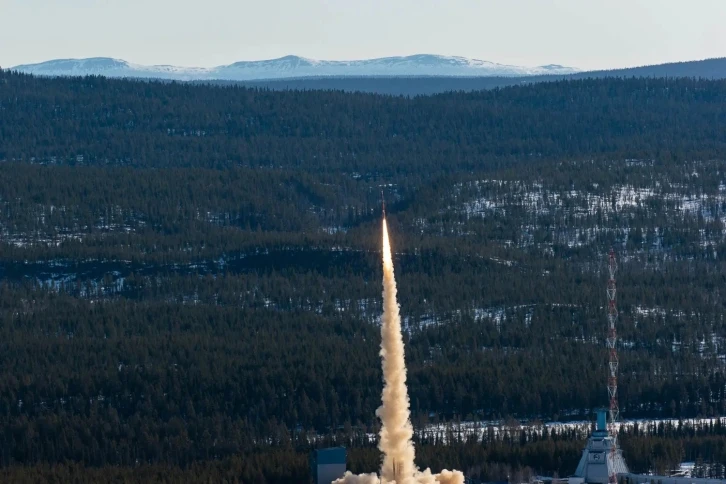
<box><xmin>310</xmin><ymin>447</ymin><xmax>346</xmax><ymax>484</ymax></box>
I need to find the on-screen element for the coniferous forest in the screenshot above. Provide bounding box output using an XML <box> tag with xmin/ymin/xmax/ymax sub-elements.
<box><xmin>2</xmin><ymin>69</ymin><xmax>726</xmax><ymax>481</ymax></box>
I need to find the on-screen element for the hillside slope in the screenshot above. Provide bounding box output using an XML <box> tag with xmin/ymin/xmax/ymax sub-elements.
<box><xmin>2</xmin><ymin>70</ymin><xmax>726</xmax><ymax>175</ymax></box>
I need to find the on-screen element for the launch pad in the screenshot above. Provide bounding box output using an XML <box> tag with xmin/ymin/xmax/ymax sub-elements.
<box><xmin>570</xmin><ymin>410</ymin><xmax>628</xmax><ymax>484</ymax></box>
<box><xmin>569</xmin><ymin>410</ymin><xmax>726</xmax><ymax>484</ymax></box>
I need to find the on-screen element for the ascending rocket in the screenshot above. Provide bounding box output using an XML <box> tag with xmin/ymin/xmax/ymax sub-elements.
<box><xmin>381</xmin><ymin>189</ymin><xmax>386</xmax><ymax>217</ymax></box>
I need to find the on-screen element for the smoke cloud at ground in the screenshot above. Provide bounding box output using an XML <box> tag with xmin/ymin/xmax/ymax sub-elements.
<box><xmin>333</xmin><ymin>219</ymin><xmax>464</xmax><ymax>484</ymax></box>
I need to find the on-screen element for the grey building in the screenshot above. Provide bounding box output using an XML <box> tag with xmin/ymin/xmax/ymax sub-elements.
<box><xmin>311</xmin><ymin>447</ymin><xmax>346</xmax><ymax>484</ymax></box>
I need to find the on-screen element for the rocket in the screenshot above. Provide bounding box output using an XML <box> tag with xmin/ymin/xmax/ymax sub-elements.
<box><xmin>381</xmin><ymin>189</ymin><xmax>386</xmax><ymax>217</ymax></box>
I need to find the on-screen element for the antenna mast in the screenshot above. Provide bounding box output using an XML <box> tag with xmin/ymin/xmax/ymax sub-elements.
<box><xmin>607</xmin><ymin>248</ymin><xmax>619</xmax><ymax>484</ymax></box>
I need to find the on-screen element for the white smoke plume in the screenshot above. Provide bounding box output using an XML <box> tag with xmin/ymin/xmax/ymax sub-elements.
<box><xmin>333</xmin><ymin>218</ymin><xmax>464</xmax><ymax>484</ymax></box>
<box><xmin>377</xmin><ymin>217</ymin><xmax>416</xmax><ymax>481</ymax></box>
<box><xmin>335</xmin><ymin>469</ymin><xmax>464</xmax><ymax>484</ymax></box>
<box><xmin>335</xmin><ymin>472</ymin><xmax>381</xmax><ymax>484</ymax></box>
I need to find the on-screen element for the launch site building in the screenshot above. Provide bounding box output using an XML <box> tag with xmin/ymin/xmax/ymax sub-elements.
<box><xmin>310</xmin><ymin>447</ymin><xmax>346</xmax><ymax>484</ymax></box>
<box><xmin>570</xmin><ymin>409</ymin><xmax>726</xmax><ymax>484</ymax></box>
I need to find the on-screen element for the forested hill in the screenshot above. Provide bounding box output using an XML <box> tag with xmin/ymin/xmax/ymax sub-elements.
<box><xmin>2</xmin><ymin>70</ymin><xmax>726</xmax><ymax>177</ymax></box>
<box><xmin>5</xmin><ymin>71</ymin><xmax>726</xmax><ymax>481</ymax></box>
<box><xmin>570</xmin><ymin>57</ymin><xmax>726</xmax><ymax>80</ymax></box>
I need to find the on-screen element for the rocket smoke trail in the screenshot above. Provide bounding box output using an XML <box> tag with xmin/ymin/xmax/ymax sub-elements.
<box><xmin>334</xmin><ymin>218</ymin><xmax>464</xmax><ymax>484</ymax></box>
<box><xmin>377</xmin><ymin>217</ymin><xmax>416</xmax><ymax>481</ymax></box>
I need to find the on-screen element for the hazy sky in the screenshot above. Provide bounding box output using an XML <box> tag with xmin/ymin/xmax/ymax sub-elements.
<box><xmin>2</xmin><ymin>0</ymin><xmax>725</xmax><ymax>70</ymax></box>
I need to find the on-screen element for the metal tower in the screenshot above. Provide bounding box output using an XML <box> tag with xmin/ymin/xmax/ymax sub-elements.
<box><xmin>606</xmin><ymin>249</ymin><xmax>619</xmax><ymax>484</ymax></box>
<box><xmin>572</xmin><ymin>249</ymin><xmax>629</xmax><ymax>484</ymax></box>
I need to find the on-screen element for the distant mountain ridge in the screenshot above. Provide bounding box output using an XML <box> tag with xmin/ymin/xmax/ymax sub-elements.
<box><xmin>11</xmin><ymin>54</ymin><xmax>579</xmax><ymax>80</ymax></box>
<box><xmin>226</xmin><ymin>57</ymin><xmax>726</xmax><ymax>95</ymax></box>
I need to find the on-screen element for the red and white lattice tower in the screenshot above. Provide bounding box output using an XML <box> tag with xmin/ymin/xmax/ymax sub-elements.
<box><xmin>606</xmin><ymin>248</ymin><xmax>619</xmax><ymax>484</ymax></box>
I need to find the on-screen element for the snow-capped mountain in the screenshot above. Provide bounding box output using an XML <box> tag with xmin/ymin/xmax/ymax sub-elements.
<box><xmin>11</xmin><ymin>55</ymin><xmax>579</xmax><ymax>81</ymax></box>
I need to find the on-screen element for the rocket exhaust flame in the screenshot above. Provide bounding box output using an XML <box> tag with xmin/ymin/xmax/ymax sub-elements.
<box><xmin>334</xmin><ymin>218</ymin><xmax>464</xmax><ymax>484</ymax></box>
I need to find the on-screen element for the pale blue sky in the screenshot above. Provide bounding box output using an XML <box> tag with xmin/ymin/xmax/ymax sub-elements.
<box><xmin>2</xmin><ymin>0</ymin><xmax>725</xmax><ymax>70</ymax></box>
